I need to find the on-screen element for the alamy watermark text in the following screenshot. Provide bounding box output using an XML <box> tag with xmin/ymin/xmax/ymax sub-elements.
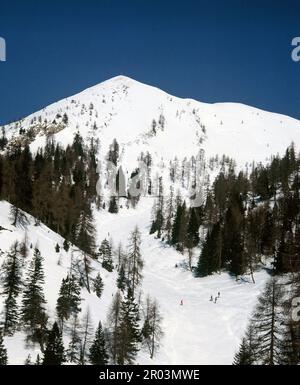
<box><xmin>0</xmin><ymin>37</ymin><xmax>6</xmax><ymax>61</ymax></box>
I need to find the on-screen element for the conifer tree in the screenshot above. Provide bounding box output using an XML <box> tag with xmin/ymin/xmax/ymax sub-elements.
<box><xmin>108</xmin><ymin>196</ymin><xmax>119</xmax><ymax>214</ymax></box>
<box><xmin>196</xmin><ymin>222</ymin><xmax>222</xmax><ymax>277</ymax></box>
<box><xmin>279</xmin><ymin>320</ymin><xmax>300</xmax><ymax>365</ymax></box>
<box><xmin>233</xmin><ymin>322</ymin><xmax>259</xmax><ymax>365</ymax></box>
<box><xmin>273</xmin><ymin>231</ymin><xmax>285</xmax><ymax>273</ymax></box>
<box><xmin>150</xmin><ymin>177</ymin><xmax>164</xmax><ymax>237</ymax></box>
<box><xmin>75</xmin><ymin>206</ymin><xmax>96</xmax><ymax>257</ymax></box>
<box><xmin>93</xmin><ymin>273</ymin><xmax>104</xmax><ymax>298</ymax></box>
<box><xmin>9</xmin><ymin>206</ymin><xmax>28</xmax><ymax>227</ymax></box>
<box><xmin>72</xmin><ymin>132</ymin><xmax>84</xmax><ymax>157</ymax></box>
<box><xmin>43</xmin><ymin>322</ymin><xmax>65</xmax><ymax>365</ymax></box>
<box><xmin>279</xmin><ymin>274</ymin><xmax>300</xmax><ymax>365</ymax></box>
<box><xmin>24</xmin><ymin>354</ymin><xmax>32</xmax><ymax>365</ymax></box>
<box><xmin>117</xmin><ymin>263</ymin><xmax>126</xmax><ymax>291</ymax></box>
<box><xmin>223</xmin><ymin>193</ymin><xmax>245</xmax><ymax>277</ymax></box>
<box><xmin>63</xmin><ymin>239</ymin><xmax>70</xmax><ymax>252</ymax></box>
<box><xmin>21</xmin><ymin>248</ymin><xmax>47</xmax><ymax>331</ymax></box>
<box><xmin>1</xmin><ymin>241</ymin><xmax>22</xmax><ymax>335</ymax></box>
<box><xmin>171</xmin><ymin>201</ymin><xmax>188</xmax><ymax>251</ymax></box>
<box><xmin>171</xmin><ymin>202</ymin><xmax>182</xmax><ymax>246</ymax></box>
<box><xmin>233</xmin><ymin>338</ymin><xmax>253</xmax><ymax>365</ymax></box>
<box><xmin>244</xmin><ymin>278</ymin><xmax>284</xmax><ymax>365</ymax></box>
<box><xmin>100</xmin><ymin>239</ymin><xmax>114</xmax><ymax>272</ymax></box>
<box><xmin>0</xmin><ymin>128</ymin><xmax>7</xmax><ymax>151</ymax></box>
<box><xmin>13</xmin><ymin>144</ymin><xmax>33</xmax><ymax>212</ymax></box>
<box><xmin>115</xmin><ymin>289</ymin><xmax>141</xmax><ymax>365</ymax></box>
<box><xmin>35</xmin><ymin>354</ymin><xmax>41</xmax><ymax>365</ymax></box>
<box><xmin>108</xmin><ymin>138</ymin><xmax>119</xmax><ymax>166</ymax></box>
<box><xmin>62</xmin><ymin>112</ymin><xmax>68</xmax><ymax>125</ymax></box>
<box><xmin>56</xmin><ymin>274</ymin><xmax>81</xmax><ymax>326</ymax></box>
<box><xmin>186</xmin><ymin>208</ymin><xmax>200</xmax><ymax>247</ymax></box>
<box><xmin>0</xmin><ymin>329</ymin><xmax>8</xmax><ymax>365</ymax></box>
<box><xmin>89</xmin><ymin>321</ymin><xmax>109</xmax><ymax>365</ymax></box>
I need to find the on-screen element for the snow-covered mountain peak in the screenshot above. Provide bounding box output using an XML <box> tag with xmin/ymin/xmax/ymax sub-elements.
<box><xmin>2</xmin><ymin>75</ymin><xmax>300</xmax><ymax>169</ymax></box>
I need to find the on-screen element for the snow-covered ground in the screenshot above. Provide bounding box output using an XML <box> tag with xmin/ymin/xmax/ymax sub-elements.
<box><xmin>95</xmin><ymin>199</ymin><xmax>270</xmax><ymax>365</ymax></box>
<box><xmin>1</xmin><ymin>199</ymin><xmax>270</xmax><ymax>365</ymax></box>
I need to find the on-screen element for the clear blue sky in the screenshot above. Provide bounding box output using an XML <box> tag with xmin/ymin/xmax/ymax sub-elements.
<box><xmin>0</xmin><ymin>0</ymin><xmax>300</xmax><ymax>124</ymax></box>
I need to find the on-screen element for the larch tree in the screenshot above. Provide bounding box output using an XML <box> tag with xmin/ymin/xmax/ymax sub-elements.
<box><xmin>66</xmin><ymin>314</ymin><xmax>82</xmax><ymax>364</ymax></box>
<box><xmin>141</xmin><ymin>296</ymin><xmax>163</xmax><ymax>359</ymax></box>
<box><xmin>233</xmin><ymin>324</ymin><xmax>258</xmax><ymax>365</ymax></box>
<box><xmin>127</xmin><ymin>226</ymin><xmax>143</xmax><ymax>298</ymax></box>
<box><xmin>164</xmin><ymin>185</ymin><xmax>175</xmax><ymax>244</ymax></box>
<box><xmin>79</xmin><ymin>308</ymin><xmax>94</xmax><ymax>365</ymax></box>
<box><xmin>240</xmin><ymin>278</ymin><xmax>284</xmax><ymax>365</ymax></box>
<box><xmin>106</xmin><ymin>291</ymin><xmax>122</xmax><ymax>363</ymax></box>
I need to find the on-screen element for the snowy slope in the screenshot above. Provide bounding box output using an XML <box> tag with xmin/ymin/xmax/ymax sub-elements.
<box><xmin>0</xmin><ymin>200</ymin><xmax>270</xmax><ymax>365</ymax></box>
<box><xmin>95</xmin><ymin>199</ymin><xmax>270</xmax><ymax>365</ymax></box>
<box><xmin>0</xmin><ymin>201</ymin><xmax>118</xmax><ymax>364</ymax></box>
<box><xmin>2</xmin><ymin>75</ymin><xmax>300</xmax><ymax>170</ymax></box>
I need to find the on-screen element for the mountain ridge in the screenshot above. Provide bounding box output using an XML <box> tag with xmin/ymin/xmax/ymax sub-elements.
<box><xmin>1</xmin><ymin>75</ymin><xmax>300</xmax><ymax>168</ymax></box>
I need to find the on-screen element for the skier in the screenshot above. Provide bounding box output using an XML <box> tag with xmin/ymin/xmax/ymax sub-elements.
<box><xmin>180</xmin><ymin>299</ymin><xmax>183</xmax><ymax>306</ymax></box>
<box><xmin>214</xmin><ymin>297</ymin><xmax>218</xmax><ymax>304</ymax></box>
<box><xmin>218</xmin><ymin>292</ymin><xmax>220</xmax><ymax>298</ymax></box>
<box><xmin>210</xmin><ymin>295</ymin><xmax>213</xmax><ymax>301</ymax></box>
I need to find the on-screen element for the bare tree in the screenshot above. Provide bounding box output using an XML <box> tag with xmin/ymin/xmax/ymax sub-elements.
<box><xmin>79</xmin><ymin>308</ymin><xmax>93</xmax><ymax>365</ymax></box>
<box><xmin>142</xmin><ymin>296</ymin><xmax>163</xmax><ymax>359</ymax></box>
<box><xmin>106</xmin><ymin>291</ymin><xmax>122</xmax><ymax>363</ymax></box>
<box><xmin>127</xmin><ymin>226</ymin><xmax>143</xmax><ymax>297</ymax></box>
